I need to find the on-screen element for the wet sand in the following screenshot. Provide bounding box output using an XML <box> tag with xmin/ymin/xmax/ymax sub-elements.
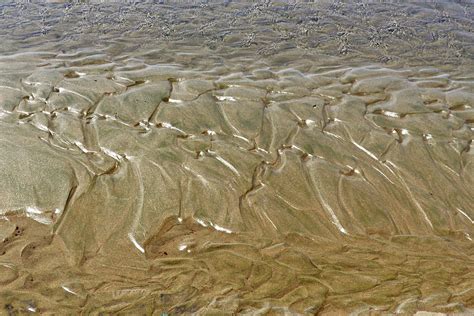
<box><xmin>0</xmin><ymin>1</ymin><xmax>473</xmax><ymax>314</ymax></box>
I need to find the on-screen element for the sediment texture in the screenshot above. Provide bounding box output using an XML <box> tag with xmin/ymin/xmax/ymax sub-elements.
<box><xmin>0</xmin><ymin>1</ymin><xmax>473</xmax><ymax>314</ymax></box>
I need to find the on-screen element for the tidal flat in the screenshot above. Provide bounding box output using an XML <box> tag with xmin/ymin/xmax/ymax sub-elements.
<box><xmin>0</xmin><ymin>1</ymin><xmax>473</xmax><ymax>314</ymax></box>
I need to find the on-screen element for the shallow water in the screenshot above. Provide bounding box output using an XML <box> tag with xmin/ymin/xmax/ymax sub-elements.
<box><xmin>0</xmin><ymin>1</ymin><xmax>473</xmax><ymax>314</ymax></box>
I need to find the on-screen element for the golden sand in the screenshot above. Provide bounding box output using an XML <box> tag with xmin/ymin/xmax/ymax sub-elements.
<box><xmin>0</xmin><ymin>1</ymin><xmax>473</xmax><ymax>314</ymax></box>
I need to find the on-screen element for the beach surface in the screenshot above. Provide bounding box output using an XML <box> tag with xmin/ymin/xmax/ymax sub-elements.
<box><xmin>0</xmin><ymin>1</ymin><xmax>473</xmax><ymax>314</ymax></box>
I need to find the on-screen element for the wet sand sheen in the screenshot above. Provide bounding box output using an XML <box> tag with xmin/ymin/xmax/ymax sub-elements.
<box><xmin>0</xmin><ymin>1</ymin><xmax>473</xmax><ymax>315</ymax></box>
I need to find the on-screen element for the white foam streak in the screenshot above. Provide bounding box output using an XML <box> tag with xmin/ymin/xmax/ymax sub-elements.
<box><xmin>128</xmin><ymin>233</ymin><xmax>145</xmax><ymax>253</ymax></box>
<box><xmin>352</xmin><ymin>141</ymin><xmax>379</xmax><ymax>160</ymax></box>
<box><xmin>215</xmin><ymin>155</ymin><xmax>240</xmax><ymax>175</ymax></box>
<box><xmin>216</xmin><ymin>96</ymin><xmax>237</xmax><ymax>101</ymax></box>
<box><xmin>457</xmin><ymin>208</ymin><xmax>474</xmax><ymax>224</ymax></box>
<box><xmin>100</xmin><ymin>147</ymin><xmax>123</xmax><ymax>161</ymax></box>
<box><xmin>210</xmin><ymin>222</ymin><xmax>233</xmax><ymax>234</ymax></box>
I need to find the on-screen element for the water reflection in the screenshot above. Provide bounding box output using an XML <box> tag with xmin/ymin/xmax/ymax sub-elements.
<box><xmin>0</xmin><ymin>1</ymin><xmax>473</xmax><ymax>314</ymax></box>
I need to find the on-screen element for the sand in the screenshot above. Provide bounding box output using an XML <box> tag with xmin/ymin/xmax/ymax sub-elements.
<box><xmin>0</xmin><ymin>1</ymin><xmax>473</xmax><ymax>314</ymax></box>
